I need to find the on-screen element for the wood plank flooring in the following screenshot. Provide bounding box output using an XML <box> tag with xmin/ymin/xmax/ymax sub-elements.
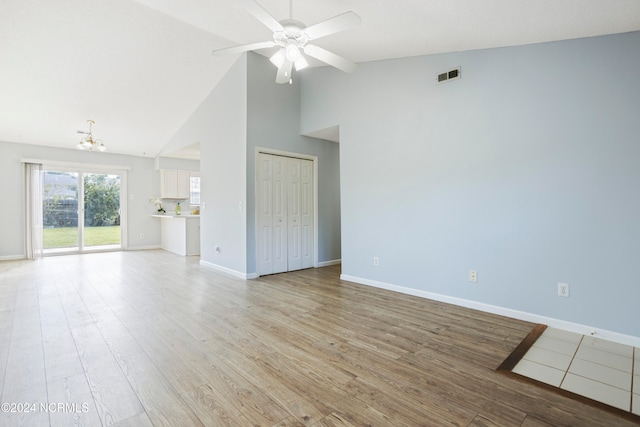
<box><xmin>0</xmin><ymin>250</ymin><xmax>637</xmax><ymax>426</ymax></box>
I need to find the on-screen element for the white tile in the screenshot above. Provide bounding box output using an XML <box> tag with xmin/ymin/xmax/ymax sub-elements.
<box><xmin>580</xmin><ymin>336</ymin><xmax>633</xmax><ymax>358</ymax></box>
<box><xmin>561</xmin><ymin>373</ymin><xmax>631</xmax><ymax>411</ymax></box>
<box><xmin>541</xmin><ymin>328</ymin><xmax>582</xmax><ymax>344</ymax></box>
<box><xmin>513</xmin><ymin>359</ymin><xmax>565</xmax><ymax>387</ymax></box>
<box><xmin>523</xmin><ymin>346</ymin><xmax>573</xmax><ymax>371</ymax></box>
<box><xmin>574</xmin><ymin>346</ymin><xmax>633</xmax><ymax>373</ymax></box>
<box><xmin>533</xmin><ymin>336</ymin><xmax>580</xmax><ymax>356</ymax></box>
<box><xmin>568</xmin><ymin>358</ymin><xmax>631</xmax><ymax>391</ymax></box>
<box><xmin>516</xmin><ymin>330</ymin><xmax>639</xmax><ymax>413</ymax></box>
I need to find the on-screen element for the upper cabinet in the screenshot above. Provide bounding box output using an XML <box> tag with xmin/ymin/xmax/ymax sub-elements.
<box><xmin>160</xmin><ymin>170</ymin><xmax>190</xmax><ymax>199</ymax></box>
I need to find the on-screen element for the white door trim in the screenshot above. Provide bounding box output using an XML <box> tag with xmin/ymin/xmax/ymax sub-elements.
<box><xmin>255</xmin><ymin>147</ymin><xmax>319</xmax><ymax>276</ymax></box>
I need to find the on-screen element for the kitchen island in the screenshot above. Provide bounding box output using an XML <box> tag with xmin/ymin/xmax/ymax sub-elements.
<box><xmin>152</xmin><ymin>214</ymin><xmax>200</xmax><ymax>256</ymax></box>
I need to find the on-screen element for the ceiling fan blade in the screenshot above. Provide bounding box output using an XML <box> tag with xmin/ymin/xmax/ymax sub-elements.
<box><xmin>303</xmin><ymin>44</ymin><xmax>357</xmax><ymax>73</ymax></box>
<box><xmin>276</xmin><ymin>61</ymin><xmax>293</xmax><ymax>84</ymax></box>
<box><xmin>240</xmin><ymin>0</ymin><xmax>284</xmax><ymax>33</ymax></box>
<box><xmin>302</xmin><ymin>11</ymin><xmax>361</xmax><ymax>40</ymax></box>
<box><xmin>211</xmin><ymin>41</ymin><xmax>275</xmax><ymax>56</ymax></box>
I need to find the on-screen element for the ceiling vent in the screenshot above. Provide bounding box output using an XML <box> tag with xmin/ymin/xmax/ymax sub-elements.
<box><xmin>437</xmin><ymin>67</ymin><xmax>461</xmax><ymax>84</ymax></box>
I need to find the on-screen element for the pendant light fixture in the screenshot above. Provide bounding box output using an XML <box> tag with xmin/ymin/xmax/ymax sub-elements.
<box><xmin>76</xmin><ymin>119</ymin><xmax>106</xmax><ymax>152</ymax></box>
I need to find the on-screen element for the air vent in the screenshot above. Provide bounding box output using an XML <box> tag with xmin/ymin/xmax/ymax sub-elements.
<box><xmin>437</xmin><ymin>67</ymin><xmax>461</xmax><ymax>84</ymax></box>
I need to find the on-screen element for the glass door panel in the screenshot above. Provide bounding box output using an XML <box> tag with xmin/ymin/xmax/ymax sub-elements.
<box><xmin>43</xmin><ymin>171</ymin><xmax>79</xmax><ymax>252</ymax></box>
<box><xmin>42</xmin><ymin>169</ymin><xmax>123</xmax><ymax>254</ymax></box>
<box><xmin>83</xmin><ymin>173</ymin><xmax>121</xmax><ymax>249</ymax></box>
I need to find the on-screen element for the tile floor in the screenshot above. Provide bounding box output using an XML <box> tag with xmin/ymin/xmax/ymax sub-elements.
<box><xmin>513</xmin><ymin>327</ymin><xmax>638</xmax><ymax>414</ymax></box>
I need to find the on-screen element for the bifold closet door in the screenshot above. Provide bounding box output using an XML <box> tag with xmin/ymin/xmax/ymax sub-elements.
<box><xmin>257</xmin><ymin>153</ymin><xmax>314</xmax><ymax>276</ymax></box>
<box><xmin>288</xmin><ymin>158</ymin><xmax>314</xmax><ymax>270</ymax></box>
<box><xmin>257</xmin><ymin>153</ymin><xmax>288</xmax><ymax>275</ymax></box>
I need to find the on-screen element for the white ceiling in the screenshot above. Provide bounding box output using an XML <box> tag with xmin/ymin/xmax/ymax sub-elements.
<box><xmin>1</xmin><ymin>0</ymin><xmax>639</xmax><ymax>158</ymax></box>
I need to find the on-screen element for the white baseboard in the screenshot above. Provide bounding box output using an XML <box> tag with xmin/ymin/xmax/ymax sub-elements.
<box><xmin>340</xmin><ymin>274</ymin><xmax>640</xmax><ymax>348</ymax></box>
<box><xmin>318</xmin><ymin>259</ymin><xmax>341</xmax><ymax>267</ymax></box>
<box><xmin>0</xmin><ymin>254</ymin><xmax>25</xmax><ymax>261</ymax></box>
<box><xmin>200</xmin><ymin>260</ymin><xmax>257</xmax><ymax>280</ymax></box>
<box><xmin>126</xmin><ymin>245</ymin><xmax>161</xmax><ymax>251</ymax></box>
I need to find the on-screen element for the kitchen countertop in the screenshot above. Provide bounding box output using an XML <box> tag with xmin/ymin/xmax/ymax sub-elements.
<box><xmin>152</xmin><ymin>214</ymin><xmax>200</xmax><ymax>218</ymax></box>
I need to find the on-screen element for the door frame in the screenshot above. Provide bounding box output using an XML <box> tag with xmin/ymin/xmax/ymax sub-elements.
<box><xmin>36</xmin><ymin>159</ymin><xmax>129</xmax><ymax>255</ymax></box>
<box><xmin>255</xmin><ymin>147</ymin><xmax>318</xmax><ymax>276</ymax></box>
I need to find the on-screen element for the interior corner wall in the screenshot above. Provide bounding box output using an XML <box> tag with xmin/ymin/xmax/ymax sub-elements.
<box><xmin>300</xmin><ymin>31</ymin><xmax>640</xmax><ymax>338</ymax></box>
<box><xmin>172</xmin><ymin>55</ymin><xmax>248</xmax><ymax>275</ymax></box>
<box><xmin>245</xmin><ymin>53</ymin><xmax>341</xmax><ymax>276</ymax></box>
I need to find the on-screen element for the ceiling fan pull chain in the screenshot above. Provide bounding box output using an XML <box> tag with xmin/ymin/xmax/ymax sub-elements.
<box><xmin>289</xmin><ymin>0</ymin><xmax>293</xmax><ymax>20</ymax></box>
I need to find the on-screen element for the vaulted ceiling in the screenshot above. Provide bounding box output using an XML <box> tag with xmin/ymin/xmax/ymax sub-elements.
<box><xmin>1</xmin><ymin>0</ymin><xmax>639</xmax><ymax>157</ymax></box>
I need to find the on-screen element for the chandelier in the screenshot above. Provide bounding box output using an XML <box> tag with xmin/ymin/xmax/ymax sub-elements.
<box><xmin>76</xmin><ymin>120</ymin><xmax>106</xmax><ymax>152</ymax></box>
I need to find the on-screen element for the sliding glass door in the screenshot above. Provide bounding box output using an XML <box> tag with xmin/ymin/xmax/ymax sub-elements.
<box><xmin>43</xmin><ymin>170</ymin><xmax>79</xmax><ymax>252</ymax></box>
<box><xmin>83</xmin><ymin>173</ymin><xmax>121</xmax><ymax>250</ymax></box>
<box><xmin>43</xmin><ymin>169</ymin><xmax>123</xmax><ymax>254</ymax></box>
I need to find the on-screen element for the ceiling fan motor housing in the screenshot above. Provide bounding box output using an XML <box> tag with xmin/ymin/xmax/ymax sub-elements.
<box><xmin>274</xmin><ymin>19</ymin><xmax>308</xmax><ymax>48</ymax></box>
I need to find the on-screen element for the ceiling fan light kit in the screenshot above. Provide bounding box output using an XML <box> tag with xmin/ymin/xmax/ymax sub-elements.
<box><xmin>269</xmin><ymin>49</ymin><xmax>286</xmax><ymax>68</ymax></box>
<box><xmin>212</xmin><ymin>0</ymin><xmax>361</xmax><ymax>84</ymax></box>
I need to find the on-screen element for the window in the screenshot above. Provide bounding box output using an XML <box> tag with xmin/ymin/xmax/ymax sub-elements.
<box><xmin>190</xmin><ymin>175</ymin><xmax>200</xmax><ymax>206</ymax></box>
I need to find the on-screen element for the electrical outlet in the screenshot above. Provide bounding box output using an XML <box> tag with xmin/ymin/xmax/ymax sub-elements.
<box><xmin>558</xmin><ymin>282</ymin><xmax>569</xmax><ymax>297</ymax></box>
<box><xmin>469</xmin><ymin>270</ymin><xmax>477</xmax><ymax>283</ymax></box>
<box><xmin>373</xmin><ymin>257</ymin><xmax>379</xmax><ymax>266</ymax></box>
<box><xmin>139</xmin><ymin>233</ymin><xmax>144</xmax><ymax>239</ymax></box>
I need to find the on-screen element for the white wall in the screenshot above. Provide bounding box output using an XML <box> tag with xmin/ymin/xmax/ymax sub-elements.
<box><xmin>300</xmin><ymin>32</ymin><xmax>640</xmax><ymax>340</ymax></box>
<box><xmin>165</xmin><ymin>56</ymin><xmax>249</xmax><ymax>276</ymax></box>
<box><xmin>0</xmin><ymin>140</ymin><xmax>160</xmax><ymax>259</ymax></box>
<box><xmin>155</xmin><ymin>157</ymin><xmax>199</xmax><ymax>172</ymax></box>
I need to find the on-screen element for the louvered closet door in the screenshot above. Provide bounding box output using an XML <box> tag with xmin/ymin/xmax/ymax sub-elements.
<box><xmin>257</xmin><ymin>153</ymin><xmax>314</xmax><ymax>276</ymax></box>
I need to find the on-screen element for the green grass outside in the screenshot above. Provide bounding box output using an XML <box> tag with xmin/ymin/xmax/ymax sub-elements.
<box><xmin>43</xmin><ymin>226</ymin><xmax>121</xmax><ymax>248</ymax></box>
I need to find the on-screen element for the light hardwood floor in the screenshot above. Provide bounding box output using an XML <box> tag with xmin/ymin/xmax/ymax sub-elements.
<box><xmin>0</xmin><ymin>250</ymin><xmax>636</xmax><ymax>426</ymax></box>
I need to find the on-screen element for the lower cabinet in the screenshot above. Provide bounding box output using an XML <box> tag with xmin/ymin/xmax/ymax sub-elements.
<box><xmin>156</xmin><ymin>215</ymin><xmax>200</xmax><ymax>256</ymax></box>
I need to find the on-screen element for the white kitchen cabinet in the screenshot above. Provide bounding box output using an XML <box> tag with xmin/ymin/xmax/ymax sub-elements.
<box><xmin>160</xmin><ymin>170</ymin><xmax>190</xmax><ymax>199</ymax></box>
<box><xmin>153</xmin><ymin>214</ymin><xmax>200</xmax><ymax>256</ymax></box>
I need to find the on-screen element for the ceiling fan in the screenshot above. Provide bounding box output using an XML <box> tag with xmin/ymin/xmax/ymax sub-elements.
<box><xmin>212</xmin><ymin>0</ymin><xmax>361</xmax><ymax>84</ymax></box>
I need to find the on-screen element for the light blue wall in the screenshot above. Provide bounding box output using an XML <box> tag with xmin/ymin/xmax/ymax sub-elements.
<box><xmin>0</xmin><ymin>140</ymin><xmax>161</xmax><ymax>258</ymax></box>
<box><xmin>300</xmin><ymin>32</ymin><xmax>640</xmax><ymax>337</ymax></box>
<box><xmin>245</xmin><ymin>53</ymin><xmax>341</xmax><ymax>275</ymax></box>
<box><xmin>161</xmin><ymin>53</ymin><xmax>341</xmax><ymax>276</ymax></box>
